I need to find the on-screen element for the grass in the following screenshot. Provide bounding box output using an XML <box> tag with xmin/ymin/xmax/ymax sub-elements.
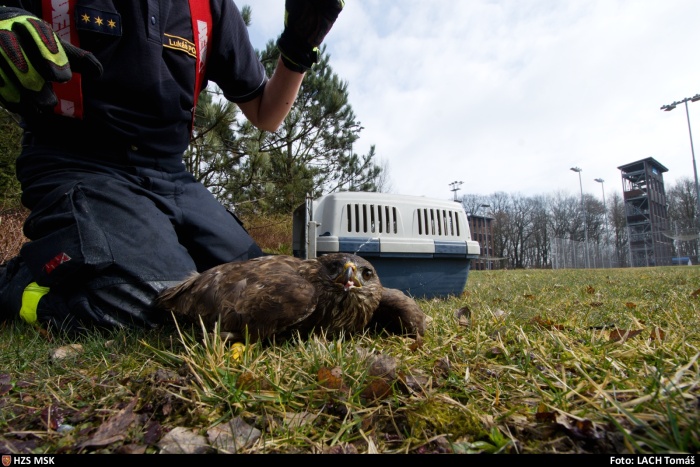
<box><xmin>1</xmin><ymin>265</ymin><xmax>698</xmax><ymax>454</ymax></box>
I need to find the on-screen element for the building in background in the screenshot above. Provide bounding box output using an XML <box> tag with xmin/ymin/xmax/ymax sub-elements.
<box><xmin>467</xmin><ymin>213</ymin><xmax>493</xmax><ymax>270</ymax></box>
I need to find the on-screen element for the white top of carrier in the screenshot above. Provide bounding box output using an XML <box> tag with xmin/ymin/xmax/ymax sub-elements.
<box><xmin>304</xmin><ymin>192</ymin><xmax>480</xmax><ymax>257</ymax></box>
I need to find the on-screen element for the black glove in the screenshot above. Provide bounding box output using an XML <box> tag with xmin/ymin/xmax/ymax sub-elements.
<box><xmin>277</xmin><ymin>0</ymin><xmax>344</xmax><ymax>73</ymax></box>
<box><xmin>0</xmin><ymin>7</ymin><xmax>102</xmax><ymax>116</ymax></box>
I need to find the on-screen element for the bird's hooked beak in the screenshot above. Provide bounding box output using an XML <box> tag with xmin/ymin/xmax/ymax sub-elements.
<box><xmin>334</xmin><ymin>261</ymin><xmax>362</xmax><ymax>291</ymax></box>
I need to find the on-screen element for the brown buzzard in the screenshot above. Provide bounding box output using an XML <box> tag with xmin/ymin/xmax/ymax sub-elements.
<box><xmin>155</xmin><ymin>253</ymin><xmax>426</xmax><ymax>343</ymax></box>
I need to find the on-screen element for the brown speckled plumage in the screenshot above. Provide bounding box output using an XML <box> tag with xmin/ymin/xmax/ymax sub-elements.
<box><xmin>155</xmin><ymin>253</ymin><xmax>425</xmax><ymax>343</ymax></box>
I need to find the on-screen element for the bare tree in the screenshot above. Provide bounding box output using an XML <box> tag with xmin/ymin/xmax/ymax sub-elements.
<box><xmin>607</xmin><ymin>191</ymin><xmax>629</xmax><ymax>267</ymax></box>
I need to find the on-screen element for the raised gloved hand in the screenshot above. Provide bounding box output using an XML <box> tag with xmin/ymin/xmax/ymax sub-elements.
<box><xmin>277</xmin><ymin>0</ymin><xmax>344</xmax><ymax>73</ymax></box>
<box><xmin>0</xmin><ymin>7</ymin><xmax>102</xmax><ymax>116</ymax></box>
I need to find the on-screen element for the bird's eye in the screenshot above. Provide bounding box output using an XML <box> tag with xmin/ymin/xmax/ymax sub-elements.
<box><xmin>361</xmin><ymin>268</ymin><xmax>374</xmax><ymax>281</ymax></box>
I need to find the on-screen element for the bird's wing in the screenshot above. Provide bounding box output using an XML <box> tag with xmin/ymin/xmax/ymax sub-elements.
<box><xmin>366</xmin><ymin>287</ymin><xmax>426</xmax><ymax>337</ymax></box>
<box><xmin>155</xmin><ymin>256</ymin><xmax>319</xmax><ymax>342</ymax></box>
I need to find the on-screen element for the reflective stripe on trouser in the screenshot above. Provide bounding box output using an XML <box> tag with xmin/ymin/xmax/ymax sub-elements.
<box><xmin>19</xmin><ymin>282</ymin><xmax>50</xmax><ymax>324</ymax></box>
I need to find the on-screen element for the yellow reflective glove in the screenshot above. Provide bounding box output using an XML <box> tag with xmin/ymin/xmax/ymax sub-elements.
<box><xmin>0</xmin><ymin>7</ymin><xmax>101</xmax><ymax>116</ymax></box>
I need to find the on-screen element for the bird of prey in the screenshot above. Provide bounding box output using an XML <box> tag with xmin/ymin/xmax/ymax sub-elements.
<box><xmin>155</xmin><ymin>253</ymin><xmax>426</xmax><ymax>343</ymax></box>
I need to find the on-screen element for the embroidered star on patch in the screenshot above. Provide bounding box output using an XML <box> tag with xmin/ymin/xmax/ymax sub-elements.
<box><xmin>75</xmin><ymin>6</ymin><xmax>121</xmax><ymax>36</ymax></box>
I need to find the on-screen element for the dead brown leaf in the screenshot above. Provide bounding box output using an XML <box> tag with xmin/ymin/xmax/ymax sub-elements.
<box><xmin>318</xmin><ymin>366</ymin><xmax>344</xmax><ymax>390</ymax></box>
<box><xmin>158</xmin><ymin>427</ymin><xmax>213</xmax><ymax>454</ymax></box>
<box><xmin>40</xmin><ymin>405</ymin><xmax>65</xmax><ymax>431</ymax></box>
<box><xmin>554</xmin><ymin>413</ymin><xmax>597</xmax><ymax>440</ymax></box>
<box><xmin>649</xmin><ymin>327</ymin><xmax>666</xmax><ymax>341</ymax></box>
<box><xmin>625</xmin><ymin>302</ymin><xmax>637</xmax><ymax>309</ymax></box>
<box><xmin>454</xmin><ymin>306</ymin><xmax>471</xmax><ymax>327</ymax></box>
<box><xmin>50</xmin><ymin>344</ymin><xmax>83</xmax><ymax>361</ymax></box>
<box><xmin>535</xmin><ymin>410</ymin><xmax>556</xmax><ymax>423</ymax></box>
<box><xmin>207</xmin><ymin>417</ymin><xmax>261</xmax><ymax>453</ymax></box>
<box><xmin>409</xmin><ymin>333</ymin><xmax>423</xmax><ymax>351</ymax></box>
<box><xmin>531</xmin><ymin>315</ymin><xmax>566</xmax><ymax>330</ymax></box>
<box><xmin>398</xmin><ymin>371</ymin><xmax>430</xmax><ymax>394</ymax></box>
<box><xmin>609</xmin><ymin>328</ymin><xmax>644</xmax><ymax>342</ymax></box>
<box><xmin>114</xmin><ymin>444</ymin><xmax>148</xmax><ymax>454</ymax></box>
<box><xmin>368</xmin><ymin>354</ymin><xmax>397</xmax><ymax>379</ymax></box>
<box><xmin>360</xmin><ymin>378</ymin><xmax>392</xmax><ymax>402</ymax></box>
<box><xmin>433</xmin><ymin>357</ymin><xmax>451</xmax><ymax>378</ymax></box>
<box><xmin>80</xmin><ymin>398</ymin><xmax>138</xmax><ymax>449</ymax></box>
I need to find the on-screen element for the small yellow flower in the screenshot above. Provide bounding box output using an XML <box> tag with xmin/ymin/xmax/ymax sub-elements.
<box><xmin>230</xmin><ymin>342</ymin><xmax>245</xmax><ymax>361</ymax></box>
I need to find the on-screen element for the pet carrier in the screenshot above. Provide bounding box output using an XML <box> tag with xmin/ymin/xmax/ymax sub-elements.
<box><xmin>293</xmin><ymin>192</ymin><xmax>480</xmax><ymax>299</ymax></box>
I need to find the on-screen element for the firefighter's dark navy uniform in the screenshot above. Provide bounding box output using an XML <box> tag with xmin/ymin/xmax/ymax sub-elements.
<box><xmin>0</xmin><ymin>1</ymin><xmax>269</xmax><ymax>332</ymax></box>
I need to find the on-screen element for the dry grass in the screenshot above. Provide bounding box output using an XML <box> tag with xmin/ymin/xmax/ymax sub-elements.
<box><xmin>243</xmin><ymin>213</ymin><xmax>295</xmax><ymax>255</ymax></box>
<box><xmin>0</xmin><ymin>206</ymin><xmax>28</xmax><ymax>264</ymax></box>
<box><xmin>1</xmin><ymin>265</ymin><xmax>698</xmax><ymax>454</ymax></box>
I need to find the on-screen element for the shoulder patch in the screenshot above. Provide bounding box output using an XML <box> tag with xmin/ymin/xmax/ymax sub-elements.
<box><xmin>75</xmin><ymin>6</ymin><xmax>121</xmax><ymax>36</ymax></box>
<box><xmin>164</xmin><ymin>34</ymin><xmax>197</xmax><ymax>58</ymax></box>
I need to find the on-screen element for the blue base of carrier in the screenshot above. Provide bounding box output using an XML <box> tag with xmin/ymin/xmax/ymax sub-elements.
<box><xmin>352</xmin><ymin>254</ymin><xmax>474</xmax><ymax>299</ymax></box>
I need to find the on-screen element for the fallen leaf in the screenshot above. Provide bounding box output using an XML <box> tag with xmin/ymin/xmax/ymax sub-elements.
<box><xmin>492</xmin><ymin>309</ymin><xmax>507</xmax><ymax>320</ymax></box>
<box><xmin>625</xmin><ymin>302</ymin><xmax>637</xmax><ymax>309</ymax></box>
<box><xmin>115</xmin><ymin>444</ymin><xmax>148</xmax><ymax>454</ymax></box>
<box><xmin>143</xmin><ymin>421</ymin><xmax>162</xmax><ymax>445</ymax></box>
<box><xmin>207</xmin><ymin>417</ymin><xmax>261</xmax><ymax>453</ymax></box>
<box><xmin>318</xmin><ymin>366</ymin><xmax>344</xmax><ymax>390</ymax></box>
<box><xmin>433</xmin><ymin>357</ymin><xmax>451</xmax><ymax>377</ymax></box>
<box><xmin>409</xmin><ymin>333</ymin><xmax>423</xmax><ymax>351</ymax></box>
<box><xmin>535</xmin><ymin>410</ymin><xmax>556</xmax><ymax>423</ymax></box>
<box><xmin>80</xmin><ymin>398</ymin><xmax>138</xmax><ymax>448</ymax></box>
<box><xmin>609</xmin><ymin>328</ymin><xmax>644</xmax><ymax>342</ymax></box>
<box><xmin>40</xmin><ymin>405</ymin><xmax>65</xmax><ymax>431</ymax></box>
<box><xmin>50</xmin><ymin>344</ymin><xmax>83</xmax><ymax>361</ymax></box>
<box><xmin>649</xmin><ymin>327</ymin><xmax>666</xmax><ymax>341</ymax></box>
<box><xmin>368</xmin><ymin>354</ymin><xmax>397</xmax><ymax>379</ymax></box>
<box><xmin>360</xmin><ymin>378</ymin><xmax>392</xmax><ymax>402</ymax></box>
<box><xmin>398</xmin><ymin>372</ymin><xmax>430</xmax><ymax>394</ymax></box>
<box><xmin>554</xmin><ymin>413</ymin><xmax>597</xmax><ymax>440</ymax></box>
<box><xmin>454</xmin><ymin>306</ymin><xmax>471</xmax><ymax>327</ymax></box>
<box><xmin>158</xmin><ymin>427</ymin><xmax>212</xmax><ymax>454</ymax></box>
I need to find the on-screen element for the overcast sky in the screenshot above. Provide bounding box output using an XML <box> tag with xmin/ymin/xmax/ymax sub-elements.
<box><xmin>244</xmin><ymin>0</ymin><xmax>700</xmax><ymax>204</ymax></box>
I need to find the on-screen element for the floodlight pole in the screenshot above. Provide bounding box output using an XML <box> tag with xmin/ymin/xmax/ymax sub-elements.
<box><xmin>661</xmin><ymin>94</ymin><xmax>700</xmax><ymax>226</ymax></box>
<box><xmin>449</xmin><ymin>181</ymin><xmax>463</xmax><ymax>202</ymax></box>
<box><xmin>571</xmin><ymin>167</ymin><xmax>590</xmax><ymax>268</ymax></box>
<box><xmin>595</xmin><ymin>178</ymin><xmax>612</xmax><ymax>268</ymax></box>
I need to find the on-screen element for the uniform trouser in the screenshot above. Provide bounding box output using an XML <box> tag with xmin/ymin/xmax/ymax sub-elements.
<box><xmin>10</xmin><ymin>144</ymin><xmax>263</xmax><ymax>333</ymax></box>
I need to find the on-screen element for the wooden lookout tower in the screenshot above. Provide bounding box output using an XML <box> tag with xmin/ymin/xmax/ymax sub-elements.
<box><xmin>617</xmin><ymin>157</ymin><xmax>673</xmax><ymax>267</ymax></box>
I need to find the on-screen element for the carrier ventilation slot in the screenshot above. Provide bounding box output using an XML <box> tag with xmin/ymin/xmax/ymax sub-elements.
<box><xmin>346</xmin><ymin>204</ymin><xmax>398</xmax><ymax>234</ymax></box>
<box><xmin>417</xmin><ymin>208</ymin><xmax>461</xmax><ymax>237</ymax></box>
